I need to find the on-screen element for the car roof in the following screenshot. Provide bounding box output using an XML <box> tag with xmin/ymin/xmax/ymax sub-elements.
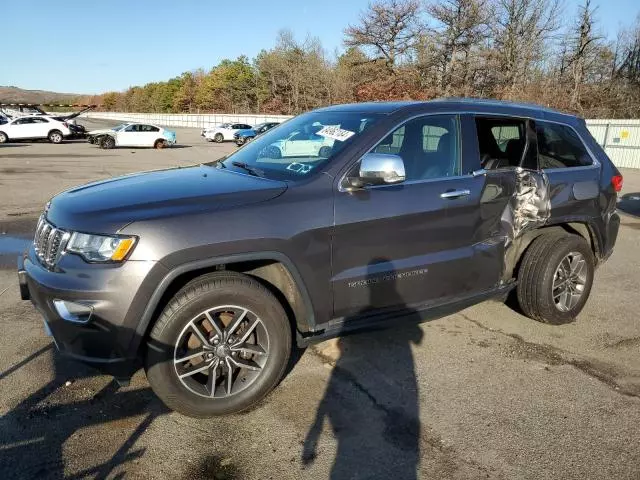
<box><xmin>316</xmin><ymin>98</ymin><xmax>580</xmax><ymax>124</ymax></box>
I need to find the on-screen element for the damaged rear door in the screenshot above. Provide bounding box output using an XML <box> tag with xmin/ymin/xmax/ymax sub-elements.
<box><xmin>534</xmin><ymin>120</ymin><xmax>602</xmax><ymax>227</ymax></box>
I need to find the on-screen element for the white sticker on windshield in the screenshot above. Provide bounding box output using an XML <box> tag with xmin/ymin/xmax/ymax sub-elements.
<box><xmin>316</xmin><ymin>125</ymin><xmax>355</xmax><ymax>142</ymax></box>
<box><xmin>286</xmin><ymin>162</ymin><xmax>313</xmax><ymax>174</ymax></box>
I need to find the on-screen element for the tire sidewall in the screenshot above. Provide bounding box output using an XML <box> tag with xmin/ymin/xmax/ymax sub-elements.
<box><xmin>214</xmin><ymin>133</ymin><xmax>223</xmax><ymax>143</ymax></box>
<box><xmin>0</xmin><ymin>132</ymin><xmax>7</xmax><ymax>143</ymax></box>
<box><xmin>146</xmin><ymin>279</ymin><xmax>291</xmax><ymax>416</ymax></box>
<box><xmin>49</xmin><ymin>131</ymin><xmax>62</xmax><ymax>143</ymax></box>
<box><xmin>537</xmin><ymin>236</ymin><xmax>594</xmax><ymax>324</ymax></box>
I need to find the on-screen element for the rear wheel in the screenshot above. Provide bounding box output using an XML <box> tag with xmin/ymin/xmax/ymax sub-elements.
<box><xmin>517</xmin><ymin>233</ymin><xmax>594</xmax><ymax>324</ymax></box>
<box><xmin>48</xmin><ymin>130</ymin><xmax>63</xmax><ymax>144</ymax></box>
<box><xmin>214</xmin><ymin>133</ymin><xmax>224</xmax><ymax>143</ymax></box>
<box><xmin>145</xmin><ymin>272</ymin><xmax>292</xmax><ymax>417</ymax></box>
<box><xmin>101</xmin><ymin>136</ymin><xmax>116</xmax><ymax>149</ymax></box>
<box><xmin>87</xmin><ymin>136</ymin><xmax>95</xmax><ymax>144</ymax></box>
<box><xmin>0</xmin><ymin>132</ymin><xmax>7</xmax><ymax>143</ymax></box>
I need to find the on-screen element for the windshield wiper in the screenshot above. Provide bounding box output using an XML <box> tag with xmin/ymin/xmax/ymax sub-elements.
<box><xmin>231</xmin><ymin>161</ymin><xmax>264</xmax><ymax>177</ymax></box>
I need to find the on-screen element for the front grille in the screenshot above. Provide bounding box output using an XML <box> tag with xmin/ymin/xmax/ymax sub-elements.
<box><xmin>33</xmin><ymin>216</ymin><xmax>70</xmax><ymax>269</ymax></box>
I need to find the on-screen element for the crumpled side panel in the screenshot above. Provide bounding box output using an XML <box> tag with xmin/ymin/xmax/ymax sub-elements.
<box><xmin>501</xmin><ymin>168</ymin><xmax>551</xmax><ymax>241</ymax></box>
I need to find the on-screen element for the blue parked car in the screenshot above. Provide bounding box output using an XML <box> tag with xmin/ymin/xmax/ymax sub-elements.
<box><xmin>234</xmin><ymin>122</ymin><xmax>280</xmax><ymax>146</ymax></box>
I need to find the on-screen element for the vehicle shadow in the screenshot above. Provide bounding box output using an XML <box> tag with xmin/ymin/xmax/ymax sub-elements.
<box><xmin>618</xmin><ymin>192</ymin><xmax>640</xmax><ymax>218</ymax></box>
<box><xmin>0</xmin><ymin>339</ymin><xmax>169</xmax><ymax>479</ymax></box>
<box><xmin>302</xmin><ymin>259</ymin><xmax>423</xmax><ymax>479</ymax></box>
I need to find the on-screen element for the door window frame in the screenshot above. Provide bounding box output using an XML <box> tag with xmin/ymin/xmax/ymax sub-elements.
<box><xmin>338</xmin><ymin>113</ymin><xmax>465</xmax><ymax>192</ymax></box>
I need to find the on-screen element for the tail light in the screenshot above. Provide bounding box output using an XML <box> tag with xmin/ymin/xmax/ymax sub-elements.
<box><xmin>612</xmin><ymin>175</ymin><xmax>623</xmax><ymax>192</ymax></box>
<box><xmin>62</xmin><ymin>122</ymin><xmax>69</xmax><ymax>128</ymax></box>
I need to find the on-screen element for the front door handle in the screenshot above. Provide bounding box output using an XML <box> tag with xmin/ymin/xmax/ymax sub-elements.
<box><xmin>440</xmin><ymin>189</ymin><xmax>471</xmax><ymax>199</ymax></box>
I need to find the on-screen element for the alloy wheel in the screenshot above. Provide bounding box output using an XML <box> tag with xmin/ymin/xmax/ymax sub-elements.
<box><xmin>173</xmin><ymin>305</ymin><xmax>269</xmax><ymax>398</ymax></box>
<box><xmin>552</xmin><ymin>251</ymin><xmax>587</xmax><ymax>312</ymax></box>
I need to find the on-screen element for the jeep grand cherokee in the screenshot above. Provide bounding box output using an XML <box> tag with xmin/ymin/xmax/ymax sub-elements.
<box><xmin>18</xmin><ymin>99</ymin><xmax>622</xmax><ymax>417</ymax></box>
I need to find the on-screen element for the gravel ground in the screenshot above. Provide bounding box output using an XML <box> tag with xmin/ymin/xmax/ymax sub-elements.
<box><xmin>0</xmin><ymin>118</ymin><xmax>639</xmax><ymax>480</ymax></box>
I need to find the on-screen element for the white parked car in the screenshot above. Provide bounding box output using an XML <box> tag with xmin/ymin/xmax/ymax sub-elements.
<box><xmin>265</xmin><ymin>129</ymin><xmax>334</xmax><ymax>158</ymax></box>
<box><xmin>0</xmin><ymin>115</ymin><xmax>71</xmax><ymax>144</ymax></box>
<box><xmin>93</xmin><ymin>123</ymin><xmax>177</xmax><ymax>149</ymax></box>
<box><xmin>202</xmin><ymin>123</ymin><xmax>253</xmax><ymax>143</ymax></box>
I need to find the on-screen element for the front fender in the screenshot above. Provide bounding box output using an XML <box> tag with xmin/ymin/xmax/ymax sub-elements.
<box><xmin>124</xmin><ymin>251</ymin><xmax>316</xmax><ymax>357</ymax></box>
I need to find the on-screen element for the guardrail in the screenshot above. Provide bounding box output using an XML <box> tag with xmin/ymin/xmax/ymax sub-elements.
<box><xmin>84</xmin><ymin>112</ymin><xmax>640</xmax><ymax>170</ymax></box>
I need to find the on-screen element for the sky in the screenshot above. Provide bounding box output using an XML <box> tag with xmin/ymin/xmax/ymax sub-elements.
<box><xmin>3</xmin><ymin>0</ymin><xmax>639</xmax><ymax>94</ymax></box>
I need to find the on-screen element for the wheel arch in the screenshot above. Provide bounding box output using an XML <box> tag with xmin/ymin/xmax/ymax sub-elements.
<box><xmin>131</xmin><ymin>252</ymin><xmax>315</xmax><ymax>356</ymax></box>
<box><xmin>504</xmin><ymin>220</ymin><xmax>601</xmax><ymax>282</ymax></box>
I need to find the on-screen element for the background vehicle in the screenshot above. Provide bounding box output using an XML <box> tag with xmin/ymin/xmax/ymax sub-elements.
<box><xmin>0</xmin><ymin>115</ymin><xmax>71</xmax><ymax>143</ymax></box>
<box><xmin>87</xmin><ymin>123</ymin><xmax>129</xmax><ymax>144</ymax></box>
<box><xmin>94</xmin><ymin>123</ymin><xmax>177</xmax><ymax>149</ymax></box>
<box><xmin>234</xmin><ymin>122</ymin><xmax>280</xmax><ymax>145</ymax></box>
<box><xmin>264</xmin><ymin>127</ymin><xmax>333</xmax><ymax>158</ymax></box>
<box><xmin>202</xmin><ymin>123</ymin><xmax>252</xmax><ymax>143</ymax></box>
<box><xmin>19</xmin><ymin>99</ymin><xmax>621</xmax><ymax>418</ymax></box>
<box><xmin>52</xmin><ymin>116</ymin><xmax>86</xmax><ymax>139</ymax></box>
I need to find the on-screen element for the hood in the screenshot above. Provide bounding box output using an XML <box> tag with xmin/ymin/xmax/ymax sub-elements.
<box><xmin>46</xmin><ymin>165</ymin><xmax>287</xmax><ymax>233</ymax></box>
<box><xmin>88</xmin><ymin>127</ymin><xmax>117</xmax><ymax>135</ymax></box>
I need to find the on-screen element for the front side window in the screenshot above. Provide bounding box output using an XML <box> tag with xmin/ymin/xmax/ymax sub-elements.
<box><xmin>14</xmin><ymin>118</ymin><xmax>32</xmax><ymax>125</ymax></box>
<box><xmin>214</xmin><ymin>111</ymin><xmax>383</xmax><ymax>180</ymax></box>
<box><xmin>32</xmin><ymin>118</ymin><xmax>49</xmax><ymax>123</ymax></box>
<box><xmin>373</xmin><ymin>115</ymin><xmax>460</xmax><ymax>181</ymax></box>
<box><xmin>537</xmin><ymin>122</ymin><xmax>592</xmax><ymax>169</ymax></box>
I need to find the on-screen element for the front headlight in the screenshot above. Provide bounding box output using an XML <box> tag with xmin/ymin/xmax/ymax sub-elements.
<box><xmin>66</xmin><ymin>233</ymin><xmax>137</xmax><ymax>262</ymax></box>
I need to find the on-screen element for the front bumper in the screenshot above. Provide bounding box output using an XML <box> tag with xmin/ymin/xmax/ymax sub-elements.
<box><xmin>18</xmin><ymin>249</ymin><xmax>161</xmax><ymax>379</ymax></box>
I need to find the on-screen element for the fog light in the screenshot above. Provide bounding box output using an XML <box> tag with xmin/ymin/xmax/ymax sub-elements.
<box><xmin>53</xmin><ymin>300</ymin><xmax>93</xmax><ymax>323</ymax></box>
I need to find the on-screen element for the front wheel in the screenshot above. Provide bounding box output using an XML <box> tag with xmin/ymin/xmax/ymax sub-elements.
<box><xmin>101</xmin><ymin>136</ymin><xmax>116</xmax><ymax>149</ymax></box>
<box><xmin>517</xmin><ymin>233</ymin><xmax>594</xmax><ymax>324</ymax></box>
<box><xmin>145</xmin><ymin>272</ymin><xmax>292</xmax><ymax>417</ymax></box>
<box><xmin>154</xmin><ymin>139</ymin><xmax>167</xmax><ymax>149</ymax></box>
<box><xmin>48</xmin><ymin>130</ymin><xmax>63</xmax><ymax>144</ymax></box>
<box><xmin>0</xmin><ymin>132</ymin><xmax>7</xmax><ymax>143</ymax></box>
<box><xmin>213</xmin><ymin>133</ymin><xmax>224</xmax><ymax>143</ymax></box>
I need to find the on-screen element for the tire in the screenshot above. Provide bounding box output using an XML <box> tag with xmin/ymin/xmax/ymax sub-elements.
<box><xmin>154</xmin><ymin>139</ymin><xmax>167</xmax><ymax>149</ymax></box>
<box><xmin>101</xmin><ymin>136</ymin><xmax>116</xmax><ymax>149</ymax></box>
<box><xmin>214</xmin><ymin>133</ymin><xmax>224</xmax><ymax>143</ymax></box>
<box><xmin>517</xmin><ymin>232</ymin><xmax>594</xmax><ymax>324</ymax></box>
<box><xmin>88</xmin><ymin>136</ymin><xmax>95</xmax><ymax>144</ymax></box>
<box><xmin>48</xmin><ymin>130</ymin><xmax>63</xmax><ymax>144</ymax></box>
<box><xmin>0</xmin><ymin>132</ymin><xmax>7</xmax><ymax>143</ymax></box>
<box><xmin>145</xmin><ymin>272</ymin><xmax>292</xmax><ymax>417</ymax></box>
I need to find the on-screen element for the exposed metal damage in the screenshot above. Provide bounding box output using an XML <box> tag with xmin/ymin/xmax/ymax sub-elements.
<box><xmin>503</xmin><ymin>167</ymin><xmax>552</xmax><ymax>241</ymax></box>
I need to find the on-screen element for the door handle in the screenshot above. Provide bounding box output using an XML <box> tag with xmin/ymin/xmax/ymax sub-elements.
<box><xmin>440</xmin><ymin>189</ymin><xmax>471</xmax><ymax>199</ymax></box>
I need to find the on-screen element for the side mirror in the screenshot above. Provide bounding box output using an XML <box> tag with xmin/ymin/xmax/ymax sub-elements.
<box><xmin>353</xmin><ymin>153</ymin><xmax>406</xmax><ymax>187</ymax></box>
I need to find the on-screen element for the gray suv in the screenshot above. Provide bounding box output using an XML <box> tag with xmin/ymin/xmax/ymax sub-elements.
<box><xmin>18</xmin><ymin>99</ymin><xmax>622</xmax><ymax>417</ymax></box>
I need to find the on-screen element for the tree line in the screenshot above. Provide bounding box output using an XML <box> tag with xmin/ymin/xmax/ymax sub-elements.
<box><xmin>80</xmin><ymin>0</ymin><xmax>640</xmax><ymax>118</ymax></box>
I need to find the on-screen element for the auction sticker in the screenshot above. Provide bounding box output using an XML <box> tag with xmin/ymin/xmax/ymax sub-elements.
<box><xmin>316</xmin><ymin>125</ymin><xmax>355</xmax><ymax>142</ymax></box>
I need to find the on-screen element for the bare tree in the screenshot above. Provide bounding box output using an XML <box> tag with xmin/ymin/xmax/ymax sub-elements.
<box><xmin>491</xmin><ymin>0</ymin><xmax>563</xmax><ymax>95</ymax></box>
<box><xmin>344</xmin><ymin>0</ymin><xmax>422</xmax><ymax>71</ymax></box>
<box><xmin>427</xmin><ymin>0</ymin><xmax>491</xmax><ymax>94</ymax></box>
<box><xmin>561</xmin><ymin>0</ymin><xmax>602</xmax><ymax>108</ymax></box>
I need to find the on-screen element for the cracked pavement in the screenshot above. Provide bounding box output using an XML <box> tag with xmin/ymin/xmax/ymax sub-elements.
<box><xmin>0</xmin><ymin>121</ymin><xmax>639</xmax><ymax>479</ymax></box>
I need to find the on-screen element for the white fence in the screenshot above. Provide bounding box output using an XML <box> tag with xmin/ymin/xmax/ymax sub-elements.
<box><xmin>85</xmin><ymin>112</ymin><xmax>293</xmax><ymax>130</ymax></box>
<box><xmin>585</xmin><ymin>119</ymin><xmax>640</xmax><ymax>169</ymax></box>
<box><xmin>84</xmin><ymin>112</ymin><xmax>640</xmax><ymax>170</ymax></box>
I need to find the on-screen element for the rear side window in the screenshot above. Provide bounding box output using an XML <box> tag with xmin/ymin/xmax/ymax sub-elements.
<box><xmin>536</xmin><ymin>122</ymin><xmax>592</xmax><ymax>169</ymax></box>
<box><xmin>32</xmin><ymin>118</ymin><xmax>49</xmax><ymax>123</ymax></box>
<box><xmin>373</xmin><ymin>114</ymin><xmax>460</xmax><ymax>181</ymax></box>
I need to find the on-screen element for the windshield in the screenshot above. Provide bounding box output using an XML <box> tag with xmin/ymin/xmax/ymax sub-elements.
<box><xmin>112</xmin><ymin>123</ymin><xmax>127</xmax><ymax>131</ymax></box>
<box><xmin>213</xmin><ymin>111</ymin><xmax>383</xmax><ymax>180</ymax></box>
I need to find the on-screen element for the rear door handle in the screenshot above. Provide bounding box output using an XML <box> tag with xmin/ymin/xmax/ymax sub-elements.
<box><xmin>440</xmin><ymin>189</ymin><xmax>471</xmax><ymax>199</ymax></box>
